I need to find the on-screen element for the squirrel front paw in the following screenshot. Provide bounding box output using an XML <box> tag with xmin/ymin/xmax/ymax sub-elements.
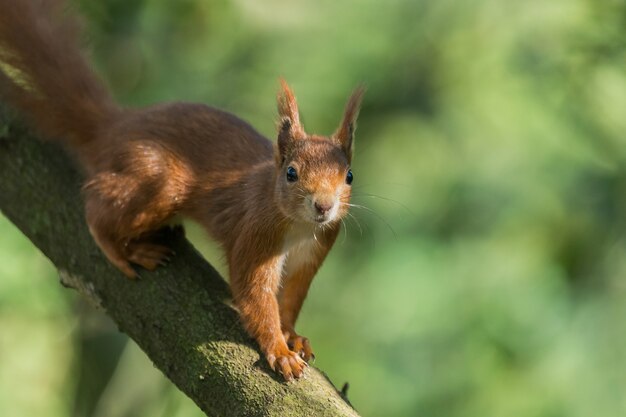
<box><xmin>266</xmin><ymin>344</ymin><xmax>308</xmax><ymax>381</ymax></box>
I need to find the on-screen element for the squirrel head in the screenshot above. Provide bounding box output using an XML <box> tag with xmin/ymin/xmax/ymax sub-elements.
<box><xmin>274</xmin><ymin>79</ymin><xmax>365</xmax><ymax>226</ymax></box>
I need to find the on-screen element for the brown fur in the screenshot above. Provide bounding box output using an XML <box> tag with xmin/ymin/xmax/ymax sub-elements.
<box><xmin>0</xmin><ymin>0</ymin><xmax>364</xmax><ymax>381</ymax></box>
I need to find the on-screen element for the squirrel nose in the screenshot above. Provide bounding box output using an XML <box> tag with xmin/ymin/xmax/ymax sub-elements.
<box><xmin>314</xmin><ymin>201</ymin><xmax>333</xmax><ymax>215</ymax></box>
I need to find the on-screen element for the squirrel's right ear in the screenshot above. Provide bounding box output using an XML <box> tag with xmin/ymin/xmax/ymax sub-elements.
<box><xmin>277</xmin><ymin>79</ymin><xmax>304</xmax><ymax>159</ymax></box>
<box><xmin>333</xmin><ymin>86</ymin><xmax>365</xmax><ymax>162</ymax></box>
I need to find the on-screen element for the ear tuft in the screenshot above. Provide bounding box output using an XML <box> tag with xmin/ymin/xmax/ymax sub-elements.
<box><xmin>276</xmin><ymin>79</ymin><xmax>305</xmax><ymax>160</ymax></box>
<box><xmin>334</xmin><ymin>86</ymin><xmax>366</xmax><ymax>161</ymax></box>
<box><xmin>277</xmin><ymin>78</ymin><xmax>302</xmax><ymax>131</ymax></box>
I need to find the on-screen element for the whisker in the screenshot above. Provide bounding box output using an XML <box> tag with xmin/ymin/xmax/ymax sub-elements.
<box><xmin>345</xmin><ymin>203</ymin><xmax>397</xmax><ymax>239</ymax></box>
<box><xmin>345</xmin><ymin>211</ymin><xmax>363</xmax><ymax>236</ymax></box>
<box><xmin>352</xmin><ymin>193</ymin><xmax>414</xmax><ymax>216</ymax></box>
<box><xmin>351</xmin><ymin>182</ymin><xmax>413</xmax><ymax>191</ymax></box>
<box><xmin>340</xmin><ymin>218</ymin><xmax>348</xmax><ymax>244</ymax></box>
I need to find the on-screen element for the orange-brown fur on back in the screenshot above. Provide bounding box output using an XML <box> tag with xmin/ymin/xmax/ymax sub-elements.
<box><xmin>0</xmin><ymin>0</ymin><xmax>364</xmax><ymax>381</ymax></box>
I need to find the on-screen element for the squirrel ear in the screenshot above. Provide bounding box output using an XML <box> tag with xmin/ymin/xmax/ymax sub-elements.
<box><xmin>333</xmin><ymin>86</ymin><xmax>365</xmax><ymax>161</ymax></box>
<box><xmin>277</xmin><ymin>78</ymin><xmax>302</xmax><ymax>129</ymax></box>
<box><xmin>277</xmin><ymin>78</ymin><xmax>304</xmax><ymax>158</ymax></box>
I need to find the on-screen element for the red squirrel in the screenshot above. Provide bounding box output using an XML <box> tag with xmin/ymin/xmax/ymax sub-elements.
<box><xmin>0</xmin><ymin>0</ymin><xmax>363</xmax><ymax>380</ymax></box>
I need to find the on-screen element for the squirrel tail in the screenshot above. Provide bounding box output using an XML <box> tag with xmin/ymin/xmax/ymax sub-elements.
<box><xmin>0</xmin><ymin>0</ymin><xmax>118</xmax><ymax>147</ymax></box>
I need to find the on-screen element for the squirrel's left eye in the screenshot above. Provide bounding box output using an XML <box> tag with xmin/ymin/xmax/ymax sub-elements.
<box><xmin>286</xmin><ymin>166</ymin><xmax>298</xmax><ymax>182</ymax></box>
<box><xmin>346</xmin><ymin>169</ymin><xmax>353</xmax><ymax>185</ymax></box>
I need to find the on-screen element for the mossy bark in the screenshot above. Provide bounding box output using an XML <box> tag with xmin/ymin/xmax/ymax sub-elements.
<box><xmin>0</xmin><ymin>106</ymin><xmax>360</xmax><ymax>417</ymax></box>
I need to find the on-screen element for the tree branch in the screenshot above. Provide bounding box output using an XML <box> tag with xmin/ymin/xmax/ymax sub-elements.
<box><xmin>0</xmin><ymin>105</ymin><xmax>359</xmax><ymax>417</ymax></box>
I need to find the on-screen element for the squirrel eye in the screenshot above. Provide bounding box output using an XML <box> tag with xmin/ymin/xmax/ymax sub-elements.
<box><xmin>346</xmin><ymin>169</ymin><xmax>354</xmax><ymax>185</ymax></box>
<box><xmin>286</xmin><ymin>166</ymin><xmax>298</xmax><ymax>182</ymax></box>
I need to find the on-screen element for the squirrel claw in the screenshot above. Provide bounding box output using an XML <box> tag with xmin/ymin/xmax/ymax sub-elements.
<box><xmin>158</xmin><ymin>256</ymin><xmax>172</xmax><ymax>266</ymax></box>
<box><xmin>267</xmin><ymin>354</ymin><xmax>277</xmax><ymax>371</ymax></box>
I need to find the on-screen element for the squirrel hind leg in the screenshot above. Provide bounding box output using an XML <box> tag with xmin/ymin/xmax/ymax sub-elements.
<box><xmin>89</xmin><ymin>221</ymin><xmax>177</xmax><ymax>278</ymax></box>
<box><xmin>82</xmin><ymin>160</ymin><xmax>189</xmax><ymax>276</ymax></box>
<box><xmin>88</xmin><ymin>223</ymin><xmax>139</xmax><ymax>279</ymax></box>
<box><xmin>84</xmin><ymin>177</ymin><xmax>182</xmax><ymax>278</ymax></box>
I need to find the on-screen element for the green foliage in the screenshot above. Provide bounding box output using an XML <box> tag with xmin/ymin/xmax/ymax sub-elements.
<box><xmin>1</xmin><ymin>0</ymin><xmax>625</xmax><ymax>416</ymax></box>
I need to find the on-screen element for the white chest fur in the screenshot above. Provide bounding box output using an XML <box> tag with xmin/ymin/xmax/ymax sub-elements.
<box><xmin>281</xmin><ymin>223</ymin><xmax>318</xmax><ymax>278</ymax></box>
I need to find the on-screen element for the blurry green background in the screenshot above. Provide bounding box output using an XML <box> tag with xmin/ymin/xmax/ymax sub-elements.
<box><xmin>1</xmin><ymin>0</ymin><xmax>626</xmax><ymax>416</ymax></box>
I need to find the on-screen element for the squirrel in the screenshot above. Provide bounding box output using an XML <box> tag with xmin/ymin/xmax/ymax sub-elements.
<box><xmin>0</xmin><ymin>0</ymin><xmax>363</xmax><ymax>381</ymax></box>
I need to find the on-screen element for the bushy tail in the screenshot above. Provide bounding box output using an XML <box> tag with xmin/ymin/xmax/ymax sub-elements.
<box><xmin>0</xmin><ymin>0</ymin><xmax>117</xmax><ymax>146</ymax></box>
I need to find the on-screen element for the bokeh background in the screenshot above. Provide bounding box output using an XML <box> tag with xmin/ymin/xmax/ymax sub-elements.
<box><xmin>1</xmin><ymin>0</ymin><xmax>626</xmax><ymax>416</ymax></box>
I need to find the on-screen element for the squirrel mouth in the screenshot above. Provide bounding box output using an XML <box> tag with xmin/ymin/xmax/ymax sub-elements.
<box><xmin>314</xmin><ymin>214</ymin><xmax>332</xmax><ymax>224</ymax></box>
